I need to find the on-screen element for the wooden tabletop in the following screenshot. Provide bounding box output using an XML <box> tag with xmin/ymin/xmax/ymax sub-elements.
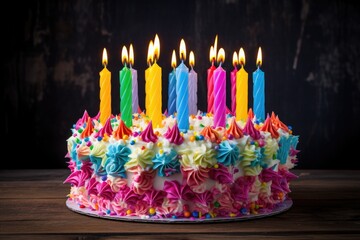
<box><xmin>0</xmin><ymin>169</ymin><xmax>359</xmax><ymax>239</ymax></box>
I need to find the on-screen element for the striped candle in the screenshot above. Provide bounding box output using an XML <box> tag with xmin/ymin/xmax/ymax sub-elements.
<box><xmin>213</xmin><ymin>48</ymin><xmax>226</xmax><ymax>128</ymax></box>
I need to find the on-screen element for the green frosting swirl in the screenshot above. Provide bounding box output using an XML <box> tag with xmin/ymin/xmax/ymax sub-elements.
<box><xmin>240</xmin><ymin>145</ymin><xmax>262</xmax><ymax>176</ymax></box>
<box><xmin>126</xmin><ymin>148</ymin><xmax>155</xmax><ymax>169</ymax></box>
<box><xmin>193</xmin><ymin>144</ymin><xmax>217</xmax><ymax>168</ymax></box>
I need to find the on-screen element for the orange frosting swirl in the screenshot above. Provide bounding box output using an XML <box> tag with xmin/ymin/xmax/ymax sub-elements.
<box><xmin>81</xmin><ymin>117</ymin><xmax>94</xmax><ymax>139</ymax></box>
<box><xmin>200</xmin><ymin>126</ymin><xmax>220</xmax><ymax>143</ymax></box>
<box><xmin>113</xmin><ymin>119</ymin><xmax>132</xmax><ymax>140</ymax></box>
<box><xmin>260</xmin><ymin>116</ymin><xmax>279</xmax><ymax>138</ymax></box>
<box><xmin>226</xmin><ymin>118</ymin><xmax>243</xmax><ymax>139</ymax></box>
<box><xmin>273</xmin><ymin>115</ymin><xmax>289</xmax><ymax>132</ymax></box>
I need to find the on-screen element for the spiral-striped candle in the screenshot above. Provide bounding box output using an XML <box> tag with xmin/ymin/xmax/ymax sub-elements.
<box><xmin>207</xmin><ymin>63</ymin><xmax>216</xmax><ymax>114</ymax></box>
<box><xmin>168</xmin><ymin>69</ymin><xmax>176</xmax><ymax>116</ymax></box>
<box><xmin>253</xmin><ymin>67</ymin><xmax>265</xmax><ymax>122</ymax></box>
<box><xmin>188</xmin><ymin>68</ymin><xmax>198</xmax><ymax>115</ymax></box>
<box><xmin>176</xmin><ymin>61</ymin><xmax>189</xmax><ymax>131</ymax></box>
<box><xmin>230</xmin><ymin>67</ymin><xmax>237</xmax><ymax>115</ymax></box>
<box><xmin>131</xmin><ymin>67</ymin><xmax>138</xmax><ymax>114</ymax></box>
<box><xmin>213</xmin><ymin>63</ymin><xmax>226</xmax><ymax>128</ymax></box>
<box><xmin>99</xmin><ymin>48</ymin><xmax>111</xmax><ymax>125</ymax></box>
<box><xmin>148</xmin><ymin>62</ymin><xmax>162</xmax><ymax>128</ymax></box>
<box><xmin>120</xmin><ymin>64</ymin><xmax>132</xmax><ymax>127</ymax></box>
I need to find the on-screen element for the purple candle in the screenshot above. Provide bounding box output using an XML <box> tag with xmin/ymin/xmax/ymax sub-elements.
<box><xmin>129</xmin><ymin>44</ymin><xmax>138</xmax><ymax>114</ymax></box>
<box><xmin>188</xmin><ymin>51</ymin><xmax>198</xmax><ymax>115</ymax></box>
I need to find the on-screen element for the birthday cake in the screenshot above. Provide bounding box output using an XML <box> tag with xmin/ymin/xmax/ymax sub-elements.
<box><xmin>64</xmin><ymin>109</ymin><xmax>299</xmax><ymax>221</ymax></box>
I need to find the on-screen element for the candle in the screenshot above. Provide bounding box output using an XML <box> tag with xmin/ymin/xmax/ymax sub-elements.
<box><xmin>147</xmin><ymin>34</ymin><xmax>162</xmax><ymax>128</ymax></box>
<box><xmin>231</xmin><ymin>51</ymin><xmax>238</xmax><ymax>115</ymax></box>
<box><xmin>213</xmin><ymin>48</ymin><xmax>226</xmax><ymax>128</ymax></box>
<box><xmin>207</xmin><ymin>35</ymin><xmax>218</xmax><ymax>114</ymax></box>
<box><xmin>168</xmin><ymin>50</ymin><xmax>177</xmax><ymax>116</ymax></box>
<box><xmin>176</xmin><ymin>39</ymin><xmax>189</xmax><ymax>131</ymax></box>
<box><xmin>236</xmin><ymin>48</ymin><xmax>248</xmax><ymax>121</ymax></box>
<box><xmin>99</xmin><ymin>48</ymin><xmax>111</xmax><ymax>125</ymax></box>
<box><xmin>129</xmin><ymin>44</ymin><xmax>138</xmax><ymax>114</ymax></box>
<box><xmin>253</xmin><ymin>47</ymin><xmax>265</xmax><ymax>122</ymax></box>
<box><xmin>188</xmin><ymin>51</ymin><xmax>198</xmax><ymax>115</ymax></box>
<box><xmin>119</xmin><ymin>46</ymin><xmax>132</xmax><ymax>127</ymax></box>
<box><xmin>145</xmin><ymin>40</ymin><xmax>154</xmax><ymax>115</ymax></box>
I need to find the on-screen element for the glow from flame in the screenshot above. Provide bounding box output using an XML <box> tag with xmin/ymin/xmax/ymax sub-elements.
<box><xmin>239</xmin><ymin>47</ymin><xmax>245</xmax><ymax>66</ymax></box>
<box><xmin>171</xmin><ymin>50</ymin><xmax>177</xmax><ymax>69</ymax></box>
<box><xmin>189</xmin><ymin>51</ymin><xmax>195</xmax><ymax>67</ymax></box>
<box><xmin>179</xmin><ymin>39</ymin><xmax>186</xmax><ymax>61</ymax></box>
<box><xmin>102</xmin><ymin>48</ymin><xmax>108</xmax><ymax>66</ymax></box>
<box><xmin>256</xmin><ymin>47</ymin><xmax>262</xmax><ymax>67</ymax></box>
<box><xmin>209</xmin><ymin>46</ymin><xmax>215</xmax><ymax>63</ymax></box>
<box><xmin>121</xmin><ymin>46</ymin><xmax>128</xmax><ymax>65</ymax></box>
<box><xmin>232</xmin><ymin>51</ymin><xmax>238</xmax><ymax>67</ymax></box>
<box><xmin>153</xmin><ymin>34</ymin><xmax>160</xmax><ymax>61</ymax></box>
<box><xmin>217</xmin><ymin>48</ymin><xmax>225</xmax><ymax>64</ymax></box>
<box><xmin>147</xmin><ymin>40</ymin><xmax>154</xmax><ymax>65</ymax></box>
<box><xmin>129</xmin><ymin>44</ymin><xmax>134</xmax><ymax>66</ymax></box>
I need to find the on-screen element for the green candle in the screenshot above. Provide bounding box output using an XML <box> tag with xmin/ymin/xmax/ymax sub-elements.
<box><xmin>120</xmin><ymin>46</ymin><xmax>132</xmax><ymax>127</ymax></box>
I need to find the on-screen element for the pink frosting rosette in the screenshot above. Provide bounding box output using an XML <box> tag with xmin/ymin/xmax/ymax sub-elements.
<box><xmin>231</xmin><ymin>176</ymin><xmax>255</xmax><ymax>202</ymax></box>
<box><xmin>86</xmin><ymin>177</ymin><xmax>99</xmax><ymax>196</ymax></box>
<box><xmin>143</xmin><ymin>189</ymin><xmax>167</xmax><ymax>208</ymax></box>
<box><xmin>163</xmin><ymin>123</ymin><xmax>184</xmax><ymax>145</ymax></box>
<box><xmin>181</xmin><ymin>166</ymin><xmax>209</xmax><ymax>190</ymax></box>
<box><xmin>96</xmin><ymin>181</ymin><xmax>115</xmax><ymax>201</ymax></box>
<box><xmin>131</xmin><ymin>168</ymin><xmax>156</xmax><ymax>195</ymax></box>
<box><xmin>94</xmin><ymin>117</ymin><xmax>113</xmax><ymax>138</ymax></box>
<box><xmin>80</xmin><ymin>161</ymin><xmax>93</xmax><ymax>179</ymax></box>
<box><xmin>163</xmin><ymin>180</ymin><xmax>194</xmax><ymax>202</ymax></box>
<box><xmin>209</xmin><ymin>164</ymin><xmax>233</xmax><ymax>184</ymax></box>
<box><xmin>139</xmin><ymin>121</ymin><xmax>158</xmax><ymax>143</ymax></box>
<box><xmin>106</xmin><ymin>177</ymin><xmax>127</xmax><ymax>193</ymax></box>
<box><xmin>63</xmin><ymin>170</ymin><xmax>88</xmax><ymax>187</ymax></box>
<box><xmin>193</xmin><ymin>190</ymin><xmax>213</xmax><ymax>214</ymax></box>
<box><xmin>243</xmin><ymin>117</ymin><xmax>261</xmax><ymax>140</ymax></box>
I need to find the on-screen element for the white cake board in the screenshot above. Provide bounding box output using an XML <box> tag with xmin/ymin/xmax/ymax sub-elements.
<box><xmin>66</xmin><ymin>198</ymin><xmax>293</xmax><ymax>223</ymax></box>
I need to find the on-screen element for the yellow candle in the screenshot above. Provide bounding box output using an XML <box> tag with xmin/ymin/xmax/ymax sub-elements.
<box><xmin>145</xmin><ymin>40</ymin><xmax>154</xmax><ymax>114</ymax></box>
<box><xmin>99</xmin><ymin>48</ymin><xmax>111</xmax><ymax>125</ymax></box>
<box><xmin>146</xmin><ymin>34</ymin><xmax>162</xmax><ymax>128</ymax></box>
<box><xmin>236</xmin><ymin>47</ymin><xmax>248</xmax><ymax>121</ymax></box>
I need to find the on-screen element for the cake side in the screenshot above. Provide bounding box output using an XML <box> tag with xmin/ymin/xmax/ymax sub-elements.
<box><xmin>64</xmin><ymin>110</ymin><xmax>299</xmax><ymax>220</ymax></box>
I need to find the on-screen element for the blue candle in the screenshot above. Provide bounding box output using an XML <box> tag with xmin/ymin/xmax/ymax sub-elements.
<box><xmin>168</xmin><ymin>50</ymin><xmax>177</xmax><ymax>116</ymax></box>
<box><xmin>253</xmin><ymin>47</ymin><xmax>265</xmax><ymax>122</ymax></box>
<box><xmin>176</xmin><ymin>39</ymin><xmax>189</xmax><ymax>131</ymax></box>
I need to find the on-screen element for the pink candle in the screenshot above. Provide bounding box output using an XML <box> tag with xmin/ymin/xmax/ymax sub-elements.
<box><xmin>230</xmin><ymin>51</ymin><xmax>238</xmax><ymax>115</ymax></box>
<box><xmin>213</xmin><ymin>48</ymin><xmax>226</xmax><ymax>128</ymax></box>
<box><xmin>207</xmin><ymin>46</ymin><xmax>216</xmax><ymax>114</ymax></box>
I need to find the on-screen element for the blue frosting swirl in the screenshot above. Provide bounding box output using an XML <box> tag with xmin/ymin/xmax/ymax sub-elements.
<box><xmin>152</xmin><ymin>149</ymin><xmax>180</xmax><ymax>177</ymax></box>
<box><xmin>89</xmin><ymin>155</ymin><xmax>106</xmax><ymax>176</ymax></box>
<box><xmin>252</xmin><ymin>147</ymin><xmax>266</xmax><ymax>168</ymax></box>
<box><xmin>216</xmin><ymin>141</ymin><xmax>240</xmax><ymax>166</ymax></box>
<box><xmin>104</xmin><ymin>143</ymin><xmax>131</xmax><ymax>178</ymax></box>
<box><xmin>70</xmin><ymin>141</ymin><xmax>82</xmax><ymax>170</ymax></box>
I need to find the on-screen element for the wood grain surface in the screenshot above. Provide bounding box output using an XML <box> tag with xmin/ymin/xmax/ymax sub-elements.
<box><xmin>0</xmin><ymin>169</ymin><xmax>359</xmax><ymax>239</ymax></box>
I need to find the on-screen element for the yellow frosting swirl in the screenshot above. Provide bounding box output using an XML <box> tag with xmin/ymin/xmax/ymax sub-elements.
<box><xmin>126</xmin><ymin>148</ymin><xmax>155</xmax><ymax>169</ymax></box>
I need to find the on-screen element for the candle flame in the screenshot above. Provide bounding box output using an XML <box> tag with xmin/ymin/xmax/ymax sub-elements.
<box><xmin>171</xmin><ymin>50</ymin><xmax>177</xmax><ymax>69</ymax></box>
<box><xmin>147</xmin><ymin>40</ymin><xmax>154</xmax><ymax>65</ymax></box>
<box><xmin>232</xmin><ymin>51</ymin><xmax>238</xmax><ymax>67</ymax></box>
<box><xmin>214</xmin><ymin>35</ymin><xmax>218</xmax><ymax>60</ymax></box>
<box><xmin>153</xmin><ymin>34</ymin><xmax>160</xmax><ymax>61</ymax></box>
<box><xmin>129</xmin><ymin>44</ymin><xmax>134</xmax><ymax>66</ymax></box>
<box><xmin>102</xmin><ymin>48</ymin><xmax>108</xmax><ymax>66</ymax></box>
<box><xmin>189</xmin><ymin>51</ymin><xmax>195</xmax><ymax>67</ymax></box>
<box><xmin>179</xmin><ymin>39</ymin><xmax>186</xmax><ymax>61</ymax></box>
<box><xmin>121</xmin><ymin>46</ymin><xmax>128</xmax><ymax>65</ymax></box>
<box><xmin>209</xmin><ymin>46</ymin><xmax>215</xmax><ymax>63</ymax></box>
<box><xmin>256</xmin><ymin>47</ymin><xmax>262</xmax><ymax>67</ymax></box>
<box><xmin>239</xmin><ymin>47</ymin><xmax>245</xmax><ymax>66</ymax></box>
<box><xmin>217</xmin><ymin>48</ymin><xmax>225</xmax><ymax>64</ymax></box>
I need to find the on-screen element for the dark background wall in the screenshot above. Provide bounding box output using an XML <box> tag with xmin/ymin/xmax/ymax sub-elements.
<box><xmin>3</xmin><ymin>0</ymin><xmax>360</xmax><ymax>169</ymax></box>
